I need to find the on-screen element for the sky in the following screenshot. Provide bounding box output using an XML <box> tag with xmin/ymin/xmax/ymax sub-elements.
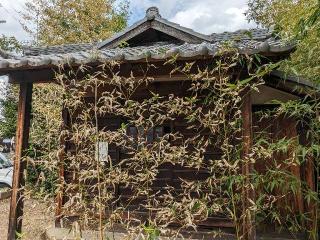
<box><xmin>0</xmin><ymin>0</ymin><xmax>256</xmax><ymax>42</ymax></box>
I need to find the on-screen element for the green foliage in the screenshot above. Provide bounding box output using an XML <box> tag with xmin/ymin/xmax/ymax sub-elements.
<box><xmin>0</xmin><ymin>36</ymin><xmax>20</xmax><ymax>138</ymax></box>
<box><xmin>143</xmin><ymin>224</ymin><xmax>160</xmax><ymax>240</ymax></box>
<box><xmin>24</xmin><ymin>85</ymin><xmax>63</xmax><ymax>195</ymax></box>
<box><xmin>246</xmin><ymin>5</ymin><xmax>320</xmax><ymax>235</ymax></box>
<box><xmin>247</xmin><ymin>0</ymin><xmax>320</xmax><ymax>84</ymax></box>
<box><xmin>0</xmin><ymin>35</ymin><xmax>21</xmax><ymax>52</ymax></box>
<box><xmin>0</xmin><ymin>84</ymin><xmax>18</xmax><ymax>138</ymax></box>
<box><xmin>21</xmin><ymin>0</ymin><xmax>130</xmax><ymax>45</ymax></box>
<box><xmin>26</xmin><ymin>158</ymin><xmax>58</xmax><ymax>196</ymax></box>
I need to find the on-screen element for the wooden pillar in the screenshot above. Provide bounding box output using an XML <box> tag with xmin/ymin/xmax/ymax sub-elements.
<box><xmin>299</xmin><ymin>123</ymin><xmax>318</xmax><ymax>240</ymax></box>
<box><xmin>241</xmin><ymin>90</ymin><xmax>256</xmax><ymax>240</ymax></box>
<box><xmin>305</xmin><ymin>155</ymin><xmax>318</xmax><ymax>240</ymax></box>
<box><xmin>7</xmin><ymin>83</ymin><xmax>33</xmax><ymax>240</ymax></box>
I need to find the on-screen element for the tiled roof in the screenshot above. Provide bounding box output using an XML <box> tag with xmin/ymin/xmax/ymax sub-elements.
<box><xmin>22</xmin><ymin>29</ymin><xmax>274</xmax><ymax>57</ymax></box>
<box><xmin>0</xmin><ymin>7</ymin><xmax>295</xmax><ymax>72</ymax></box>
<box><xmin>210</xmin><ymin>29</ymin><xmax>271</xmax><ymax>42</ymax></box>
<box><xmin>24</xmin><ymin>43</ymin><xmax>94</xmax><ymax>56</ymax></box>
<box><xmin>270</xmin><ymin>70</ymin><xmax>318</xmax><ymax>89</ymax></box>
<box><xmin>0</xmin><ymin>40</ymin><xmax>295</xmax><ymax>71</ymax></box>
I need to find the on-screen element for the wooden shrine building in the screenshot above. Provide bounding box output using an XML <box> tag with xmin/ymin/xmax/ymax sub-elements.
<box><xmin>0</xmin><ymin>7</ymin><xmax>318</xmax><ymax>240</ymax></box>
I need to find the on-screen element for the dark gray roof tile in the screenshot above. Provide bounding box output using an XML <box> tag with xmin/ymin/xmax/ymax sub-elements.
<box><xmin>24</xmin><ymin>43</ymin><xmax>94</xmax><ymax>56</ymax></box>
<box><xmin>0</xmin><ymin>40</ymin><xmax>294</xmax><ymax>72</ymax></box>
<box><xmin>209</xmin><ymin>29</ymin><xmax>271</xmax><ymax>42</ymax></box>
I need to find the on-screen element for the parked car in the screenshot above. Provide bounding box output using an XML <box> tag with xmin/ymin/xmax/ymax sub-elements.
<box><xmin>0</xmin><ymin>153</ymin><xmax>13</xmax><ymax>188</ymax></box>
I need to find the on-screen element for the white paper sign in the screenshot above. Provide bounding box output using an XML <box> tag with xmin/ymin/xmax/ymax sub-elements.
<box><xmin>95</xmin><ymin>141</ymin><xmax>108</xmax><ymax>163</ymax></box>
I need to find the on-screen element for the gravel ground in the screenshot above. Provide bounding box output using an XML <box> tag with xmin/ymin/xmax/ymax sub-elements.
<box><xmin>0</xmin><ymin>195</ymin><xmax>54</xmax><ymax>240</ymax></box>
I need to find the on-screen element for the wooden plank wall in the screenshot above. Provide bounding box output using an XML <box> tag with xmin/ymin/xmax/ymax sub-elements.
<box><xmin>252</xmin><ymin>110</ymin><xmax>315</xmax><ymax>235</ymax></box>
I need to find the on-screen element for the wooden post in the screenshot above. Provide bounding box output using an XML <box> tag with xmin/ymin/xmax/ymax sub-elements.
<box><xmin>304</xmin><ymin>155</ymin><xmax>318</xmax><ymax>240</ymax></box>
<box><xmin>241</xmin><ymin>90</ymin><xmax>256</xmax><ymax>240</ymax></box>
<box><xmin>7</xmin><ymin>83</ymin><xmax>33</xmax><ymax>240</ymax></box>
<box><xmin>299</xmin><ymin>123</ymin><xmax>318</xmax><ymax>240</ymax></box>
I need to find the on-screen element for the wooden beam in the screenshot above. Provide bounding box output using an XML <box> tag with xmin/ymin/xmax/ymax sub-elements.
<box><xmin>7</xmin><ymin>83</ymin><xmax>33</xmax><ymax>240</ymax></box>
<box><xmin>7</xmin><ymin>59</ymin><xmax>244</xmax><ymax>85</ymax></box>
<box><xmin>241</xmin><ymin>90</ymin><xmax>256</xmax><ymax>240</ymax></box>
<box><xmin>8</xmin><ymin>68</ymin><xmax>57</xmax><ymax>84</ymax></box>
